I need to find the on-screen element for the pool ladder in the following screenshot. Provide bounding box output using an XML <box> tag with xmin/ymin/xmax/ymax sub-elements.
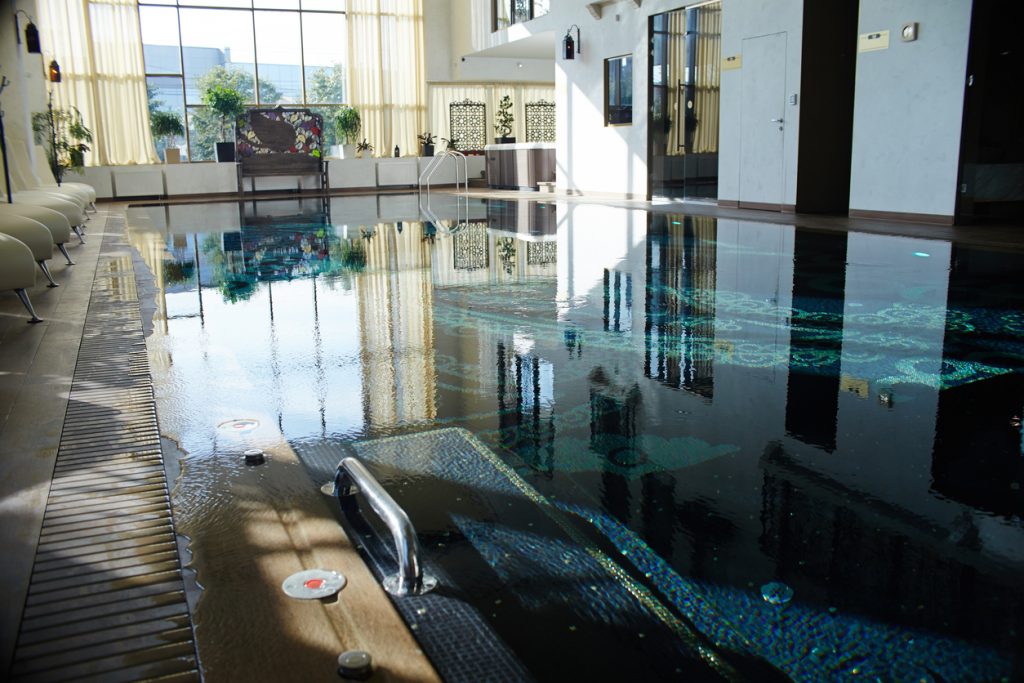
<box><xmin>333</xmin><ymin>457</ymin><xmax>437</xmax><ymax>596</ymax></box>
<box><xmin>418</xmin><ymin>150</ymin><xmax>470</xmax><ymax>234</ymax></box>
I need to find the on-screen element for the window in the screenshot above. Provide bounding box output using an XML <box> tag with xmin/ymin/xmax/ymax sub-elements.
<box><xmin>605</xmin><ymin>55</ymin><xmax>633</xmax><ymax>125</ymax></box>
<box><xmin>139</xmin><ymin>0</ymin><xmax>347</xmax><ymax>161</ymax></box>
<box><xmin>493</xmin><ymin>0</ymin><xmax>549</xmax><ymax>31</ymax></box>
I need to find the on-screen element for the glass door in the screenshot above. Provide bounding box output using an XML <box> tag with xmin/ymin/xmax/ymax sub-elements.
<box><xmin>649</xmin><ymin>2</ymin><xmax>721</xmax><ymax>201</ymax></box>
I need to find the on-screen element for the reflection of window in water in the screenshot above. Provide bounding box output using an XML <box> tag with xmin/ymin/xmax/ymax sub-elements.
<box><xmin>588</xmin><ymin>366</ymin><xmax>643</xmax><ymax>468</ymax></box>
<box><xmin>644</xmin><ymin>215</ymin><xmax>715</xmax><ymax>399</ymax></box>
<box><xmin>603</xmin><ymin>269</ymin><xmax>633</xmax><ymax>333</ymax></box>
<box><xmin>497</xmin><ymin>341</ymin><xmax>555</xmax><ymax>475</ymax></box>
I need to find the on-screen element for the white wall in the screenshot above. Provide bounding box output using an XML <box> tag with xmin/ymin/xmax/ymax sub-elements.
<box><xmin>0</xmin><ymin>0</ymin><xmax>47</xmax><ymax>189</ymax></box>
<box><xmin>848</xmin><ymin>0</ymin><xmax>972</xmax><ymax>219</ymax></box>
<box><xmin>442</xmin><ymin>0</ymin><xmax>556</xmax><ymax>83</ymax></box>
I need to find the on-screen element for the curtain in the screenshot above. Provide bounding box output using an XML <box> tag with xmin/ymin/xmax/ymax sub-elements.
<box><xmin>692</xmin><ymin>3</ymin><xmax>721</xmax><ymax>154</ymax></box>
<box><xmin>666</xmin><ymin>2</ymin><xmax>720</xmax><ymax>156</ymax></box>
<box><xmin>37</xmin><ymin>0</ymin><xmax>158</xmax><ymax>165</ymax></box>
<box><xmin>427</xmin><ymin>83</ymin><xmax>555</xmax><ymax>146</ymax></box>
<box><xmin>346</xmin><ymin>0</ymin><xmax>426</xmax><ymax>156</ymax></box>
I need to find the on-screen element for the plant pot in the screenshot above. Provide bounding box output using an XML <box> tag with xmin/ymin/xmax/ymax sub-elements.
<box><xmin>164</xmin><ymin>148</ymin><xmax>181</xmax><ymax>164</ymax></box>
<box><xmin>496</xmin><ymin>136</ymin><xmax>516</xmax><ymax>144</ymax></box>
<box><xmin>342</xmin><ymin>143</ymin><xmax>357</xmax><ymax>159</ymax></box>
<box><xmin>421</xmin><ymin>143</ymin><xmax>434</xmax><ymax>157</ymax></box>
<box><xmin>215</xmin><ymin>141</ymin><xmax>236</xmax><ymax>163</ymax></box>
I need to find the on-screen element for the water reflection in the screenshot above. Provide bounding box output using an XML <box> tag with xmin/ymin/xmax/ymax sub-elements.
<box><xmin>128</xmin><ymin>196</ymin><xmax>1024</xmax><ymax>680</ymax></box>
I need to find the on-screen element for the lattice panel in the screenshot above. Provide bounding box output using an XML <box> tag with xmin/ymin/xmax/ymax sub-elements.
<box><xmin>527</xmin><ymin>240</ymin><xmax>557</xmax><ymax>266</ymax></box>
<box><xmin>449</xmin><ymin>99</ymin><xmax>487</xmax><ymax>153</ymax></box>
<box><xmin>453</xmin><ymin>222</ymin><xmax>490</xmax><ymax>271</ymax></box>
<box><xmin>524</xmin><ymin>100</ymin><xmax>555</xmax><ymax>143</ymax></box>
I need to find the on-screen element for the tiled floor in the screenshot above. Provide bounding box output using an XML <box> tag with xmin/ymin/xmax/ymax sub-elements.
<box><xmin>1</xmin><ymin>195</ymin><xmax>1022</xmax><ymax>679</ymax></box>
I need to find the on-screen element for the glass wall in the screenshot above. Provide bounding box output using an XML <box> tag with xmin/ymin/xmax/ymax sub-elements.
<box><xmin>649</xmin><ymin>2</ymin><xmax>721</xmax><ymax>201</ymax></box>
<box><xmin>139</xmin><ymin>0</ymin><xmax>347</xmax><ymax>161</ymax></box>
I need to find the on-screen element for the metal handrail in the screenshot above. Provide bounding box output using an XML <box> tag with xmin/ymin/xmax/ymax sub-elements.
<box><xmin>418</xmin><ymin>149</ymin><xmax>469</xmax><ymax>195</ymax></box>
<box><xmin>333</xmin><ymin>456</ymin><xmax>436</xmax><ymax>596</ymax></box>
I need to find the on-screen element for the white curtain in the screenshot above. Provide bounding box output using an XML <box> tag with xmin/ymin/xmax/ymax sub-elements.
<box><xmin>346</xmin><ymin>0</ymin><xmax>426</xmax><ymax>156</ymax></box>
<box><xmin>37</xmin><ymin>0</ymin><xmax>158</xmax><ymax>165</ymax></box>
<box><xmin>427</xmin><ymin>83</ymin><xmax>555</xmax><ymax>146</ymax></box>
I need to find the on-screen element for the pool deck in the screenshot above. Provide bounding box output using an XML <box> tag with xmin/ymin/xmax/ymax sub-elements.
<box><xmin>1</xmin><ymin>194</ymin><xmax>1022</xmax><ymax>680</ymax></box>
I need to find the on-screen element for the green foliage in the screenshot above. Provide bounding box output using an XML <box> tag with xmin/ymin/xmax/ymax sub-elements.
<box><xmin>202</xmin><ymin>84</ymin><xmax>246</xmax><ymax>142</ymax></box>
<box><xmin>417</xmin><ymin>132</ymin><xmax>437</xmax><ymax>145</ymax></box>
<box><xmin>186</xmin><ymin>67</ymin><xmax>282</xmax><ymax>160</ymax></box>
<box><xmin>31</xmin><ymin>106</ymin><xmax>93</xmax><ymax>182</ymax></box>
<box><xmin>150</xmin><ymin>110</ymin><xmax>184</xmax><ymax>142</ymax></box>
<box><xmin>307</xmin><ymin>64</ymin><xmax>345</xmax><ymax>104</ymax></box>
<box><xmin>494</xmin><ymin>95</ymin><xmax>514</xmax><ymax>138</ymax></box>
<box><xmin>333</xmin><ymin>105</ymin><xmax>361</xmax><ymax>145</ymax></box>
<box><xmin>356</xmin><ymin>139</ymin><xmax>374</xmax><ymax>154</ymax></box>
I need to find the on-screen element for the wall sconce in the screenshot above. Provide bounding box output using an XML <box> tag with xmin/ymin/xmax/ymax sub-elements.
<box><xmin>48</xmin><ymin>60</ymin><xmax>61</xmax><ymax>83</ymax></box>
<box><xmin>15</xmin><ymin>10</ymin><xmax>41</xmax><ymax>54</ymax></box>
<box><xmin>563</xmin><ymin>25</ymin><xmax>582</xmax><ymax>60</ymax></box>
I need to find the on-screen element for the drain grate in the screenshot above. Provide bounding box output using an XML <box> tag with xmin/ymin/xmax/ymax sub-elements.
<box><xmin>10</xmin><ymin>218</ymin><xmax>199</xmax><ymax>682</ymax></box>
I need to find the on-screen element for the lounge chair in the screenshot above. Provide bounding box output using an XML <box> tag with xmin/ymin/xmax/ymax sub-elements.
<box><xmin>0</xmin><ymin>233</ymin><xmax>41</xmax><ymax>322</ymax></box>
<box><xmin>0</xmin><ymin>213</ymin><xmax>60</xmax><ymax>287</ymax></box>
<box><xmin>0</xmin><ymin>204</ymin><xmax>75</xmax><ymax>265</ymax></box>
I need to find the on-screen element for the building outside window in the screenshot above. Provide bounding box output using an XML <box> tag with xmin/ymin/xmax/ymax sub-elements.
<box><xmin>139</xmin><ymin>0</ymin><xmax>347</xmax><ymax>161</ymax></box>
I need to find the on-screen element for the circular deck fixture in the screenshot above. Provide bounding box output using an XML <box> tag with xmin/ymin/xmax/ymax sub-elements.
<box><xmin>282</xmin><ymin>569</ymin><xmax>347</xmax><ymax>600</ymax></box>
<box><xmin>337</xmin><ymin>650</ymin><xmax>373</xmax><ymax>679</ymax></box>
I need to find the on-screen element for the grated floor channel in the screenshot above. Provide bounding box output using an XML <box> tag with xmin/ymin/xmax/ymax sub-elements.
<box><xmin>10</xmin><ymin>218</ymin><xmax>199</xmax><ymax>682</ymax></box>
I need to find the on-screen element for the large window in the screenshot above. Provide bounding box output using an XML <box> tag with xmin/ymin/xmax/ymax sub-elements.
<box><xmin>493</xmin><ymin>0</ymin><xmax>549</xmax><ymax>31</ymax></box>
<box><xmin>139</xmin><ymin>0</ymin><xmax>347</xmax><ymax>161</ymax></box>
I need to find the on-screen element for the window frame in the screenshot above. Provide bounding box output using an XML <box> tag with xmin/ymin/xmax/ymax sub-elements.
<box><xmin>492</xmin><ymin>0</ymin><xmax>549</xmax><ymax>32</ymax></box>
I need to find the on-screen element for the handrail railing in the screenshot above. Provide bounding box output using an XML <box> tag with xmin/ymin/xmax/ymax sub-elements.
<box><xmin>418</xmin><ymin>149</ymin><xmax>468</xmax><ymax>195</ymax></box>
<box><xmin>333</xmin><ymin>456</ymin><xmax>437</xmax><ymax>596</ymax></box>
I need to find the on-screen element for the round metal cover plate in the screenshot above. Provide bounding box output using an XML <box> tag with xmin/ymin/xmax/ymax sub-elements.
<box><xmin>282</xmin><ymin>569</ymin><xmax>347</xmax><ymax>599</ymax></box>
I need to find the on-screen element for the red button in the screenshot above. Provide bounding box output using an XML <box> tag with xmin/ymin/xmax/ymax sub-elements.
<box><xmin>304</xmin><ymin>578</ymin><xmax>325</xmax><ymax>590</ymax></box>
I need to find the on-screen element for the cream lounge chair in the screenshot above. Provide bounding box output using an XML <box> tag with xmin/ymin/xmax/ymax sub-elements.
<box><xmin>0</xmin><ymin>204</ymin><xmax>75</xmax><ymax>265</ymax></box>
<box><xmin>0</xmin><ymin>213</ymin><xmax>60</xmax><ymax>287</ymax></box>
<box><xmin>31</xmin><ymin>143</ymin><xmax>97</xmax><ymax>210</ymax></box>
<box><xmin>0</xmin><ymin>192</ymin><xmax>87</xmax><ymax>243</ymax></box>
<box><xmin>6</xmin><ymin>140</ymin><xmax>93</xmax><ymax>211</ymax></box>
<box><xmin>0</xmin><ymin>233</ymin><xmax>41</xmax><ymax>322</ymax></box>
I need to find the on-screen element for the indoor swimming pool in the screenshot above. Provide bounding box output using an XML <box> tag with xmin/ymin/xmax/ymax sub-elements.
<box><xmin>127</xmin><ymin>195</ymin><xmax>1023</xmax><ymax>682</ymax></box>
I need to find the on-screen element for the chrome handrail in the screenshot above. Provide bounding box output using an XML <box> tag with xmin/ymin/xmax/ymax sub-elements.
<box><xmin>333</xmin><ymin>456</ymin><xmax>437</xmax><ymax>596</ymax></box>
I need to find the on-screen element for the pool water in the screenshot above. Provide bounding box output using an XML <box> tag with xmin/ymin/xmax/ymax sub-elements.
<box><xmin>128</xmin><ymin>196</ymin><xmax>1024</xmax><ymax>682</ymax></box>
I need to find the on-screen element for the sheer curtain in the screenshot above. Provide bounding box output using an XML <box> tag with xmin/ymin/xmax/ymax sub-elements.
<box><xmin>346</xmin><ymin>0</ymin><xmax>425</xmax><ymax>156</ymax></box>
<box><xmin>37</xmin><ymin>0</ymin><xmax>157</xmax><ymax>165</ymax></box>
<box><xmin>427</xmin><ymin>83</ymin><xmax>555</xmax><ymax>145</ymax></box>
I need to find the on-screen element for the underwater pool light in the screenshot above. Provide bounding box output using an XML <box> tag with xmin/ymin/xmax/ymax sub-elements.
<box><xmin>913</xmin><ymin>252</ymin><xmax>930</xmax><ymax>258</ymax></box>
<box><xmin>671</xmin><ymin>221</ymin><xmax>681</xmax><ymax>225</ymax></box>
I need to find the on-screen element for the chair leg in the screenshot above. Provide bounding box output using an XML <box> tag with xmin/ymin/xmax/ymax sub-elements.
<box><xmin>15</xmin><ymin>289</ymin><xmax>42</xmax><ymax>323</ymax></box>
<box><xmin>38</xmin><ymin>260</ymin><xmax>59</xmax><ymax>287</ymax></box>
<box><xmin>89</xmin><ymin>201</ymin><xmax>97</xmax><ymax>212</ymax></box>
<box><xmin>57</xmin><ymin>243</ymin><xmax>75</xmax><ymax>265</ymax></box>
<box><xmin>72</xmin><ymin>226</ymin><xmax>85</xmax><ymax>244</ymax></box>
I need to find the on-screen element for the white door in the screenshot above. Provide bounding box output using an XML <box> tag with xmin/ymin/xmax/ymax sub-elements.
<box><xmin>739</xmin><ymin>32</ymin><xmax>787</xmax><ymax>207</ymax></box>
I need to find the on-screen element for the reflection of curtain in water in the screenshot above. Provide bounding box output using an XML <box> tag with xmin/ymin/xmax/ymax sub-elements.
<box><xmin>644</xmin><ymin>215</ymin><xmax>716</xmax><ymax>398</ymax></box>
<box><xmin>357</xmin><ymin>224</ymin><xmax>436</xmax><ymax>427</ymax></box>
<box><xmin>667</xmin><ymin>3</ymin><xmax>720</xmax><ymax>156</ymax></box>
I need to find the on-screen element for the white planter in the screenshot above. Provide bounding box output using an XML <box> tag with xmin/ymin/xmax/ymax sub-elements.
<box><xmin>329</xmin><ymin>144</ymin><xmax>358</xmax><ymax>159</ymax></box>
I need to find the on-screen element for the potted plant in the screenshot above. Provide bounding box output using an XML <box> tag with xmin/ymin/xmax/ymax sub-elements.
<box><xmin>418</xmin><ymin>132</ymin><xmax>436</xmax><ymax>157</ymax></box>
<box><xmin>356</xmin><ymin>139</ymin><xmax>374</xmax><ymax>159</ymax></box>
<box><xmin>202</xmin><ymin>84</ymin><xmax>245</xmax><ymax>162</ymax></box>
<box><xmin>332</xmin><ymin>105</ymin><xmax>361</xmax><ymax>159</ymax></box>
<box><xmin>494</xmin><ymin>95</ymin><xmax>515</xmax><ymax>144</ymax></box>
<box><xmin>31</xmin><ymin>106</ymin><xmax>93</xmax><ymax>182</ymax></box>
<box><xmin>151</xmin><ymin>110</ymin><xmax>185</xmax><ymax>163</ymax></box>
<box><xmin>442</xmin><ymin>136</ymin><xmax>458</xmax><ymax>151</ymax></box>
